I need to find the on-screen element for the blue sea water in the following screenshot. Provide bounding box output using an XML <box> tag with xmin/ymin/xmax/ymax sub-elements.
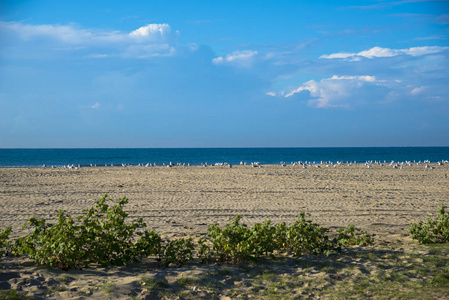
<box><xmin>0</xmin><ymin>147</ymin><xmax>448</xmax><ymax>167</ymax></box>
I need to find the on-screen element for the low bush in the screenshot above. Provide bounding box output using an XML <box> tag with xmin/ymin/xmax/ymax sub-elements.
<box><xmin>161</xmin><ymin>238</ymin><xmax>195</xmax><ymax>267</ymax></box>
<box><xmin>14</xmin><ymin>210</ymin><xmax>85</xmax><ymax>270</ymax></box>
<box><xmin>10</xmin><ymin>195</ymin><xmax>377</xmax><ymax>269</ymax></box>
<box><xmin>338</xmin><ymin>224</ymin><xmax>375</xmax><ymax>247</ymax></box>
<box><xmin>14</xmin><ymin>194</ymin><xmax>162</xmax><ymax>269</ymax></box>
<box><xmin>198</xmin><ymin>212</ymin><xmax>354</xmax><ymax>264</ymax></box>
<box><xmin>0</xmin><ymin>226</ymin><xmax>12</xmax><ymax>258</ymax></box>
<box><xmin>285</xmin><ymin>212</ymin><xmax>339</xmax><ymax>256</ymax></box>
<box><xmin>199</xmin><ymin>215</ymin><xmax>254</xmax><ymax>264</ymax></box>
<box><xmin>249</xmin><ymin>220</ymin><xmax>284</xmax><ymax>259</ymax></box>
<box><xmin>134</xmin><ymin>229</ymin><xmax>162</xmax><ymax>258</ymax></box>
<box><xmin>77</xmin><ymin>194</ymin><xmax>150</xmax><ymax>266</ymax></box>
<box><xmin>410</xmin><ymin>205</ymin><xmax>449</xmax><ymax>244</ymax></box>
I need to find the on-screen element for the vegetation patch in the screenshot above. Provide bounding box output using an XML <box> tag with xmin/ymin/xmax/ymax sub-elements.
<box><xmin>100</xmin><ymin>281</ymin><xmax>116</xmax><ymax>294</ymax></box>
<box><xmin>3</xmin><ymin>194</ymin><xmax>374</xmax><ymax>270</ymax></box>
<box><xmin>0</xmin><ymin>289</ymin><xmax>29</xmax><ymax>300</ymax></box>
<box><xmin>11</xmin><ymin>194</ymin><xmax>162</xmax><ymax>270</ymax></box>
<box><xmin>141</xmin><ymin>275</ymin><xmax>170</xmax><ymax>290</ymax></box>
<box><xmin>1</xmin><ymin>196</ymin><xmax>448</xmax><ymax>298</ymax></box>
<box><xmin>0</xmin><ymin>227</ymin><xmax>12</xmax><ymax>258</ymax></box>
<box><xmin>410</xmin><ymin>205</ymin><xmax>449</xmax><ymax>244</ymax></box>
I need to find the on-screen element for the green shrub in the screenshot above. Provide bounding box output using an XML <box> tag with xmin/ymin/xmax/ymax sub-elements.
<box><xmin>200</xmin><ymin>216</ymin><xmax>256</xmax><ymax>263</ymax></box>
<box><xmin>14</xmin><ymin>210</ymin><xmax>86</xmax><ymax>270</ymax></box>
<box><xmin>286</xmin><ymin>212</ymin><xmax>340</xmax><ymax>256</ymax></box>
<box><xmin>9</xmin><ymin>194</ymin><xmax>376</xmax><ymax>269</ymax></box>
<box><xmin>410</xmin><ymin>205</ymin><xmax>449</xmax><ymax>244</ymax></box>
<box><xmin>161</xmin><ymin>238</ymin><xmax>195</xmax><ymax>267</ymax></box>
<box><xmin>249</xmin><ymin>220</ymin><xmax>282</xmax><ymax>259</ymax></box>
<box><xmin>77</xmin><ymin>194</ymin><xmax>148</xmax><ymax>266</ymax></box>
<box><xmin>134</xmin><ymin>229</ymin><xmax>162</xmax><ymax>258</ymax></box>
<box><xmin>0</xmin><ymin>227</ymin><xmax>12</xmax><ymax>258</ymax></box>
<box><xmin>14</xmin><ymin>194</ymin><xmax>162</xmax><ymax>269</ymax></box>
<box><xmin>199</xmin><ymin>212</ymin><xmax>351</xmax><ymax>263</ymax></box>
<box><xmin>338</xmin><ymin>224</ymin><xmax>375</xmax><ymax>246</ymax></box>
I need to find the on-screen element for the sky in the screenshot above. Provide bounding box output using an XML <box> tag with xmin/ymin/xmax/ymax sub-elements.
<box><xmin>0</xmin><ymin>0</ymin><xmax>448</xmax><ymax>148</ymax></box>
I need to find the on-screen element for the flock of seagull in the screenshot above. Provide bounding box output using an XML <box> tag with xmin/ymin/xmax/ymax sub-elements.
<box><xmin>278</xmin><ymin>159</ymin><xmax>448</xmax><ymax>170</ymax></box>
<box><xmin>43</xmin><ymin>159</ymin><xmax>448</xmax><ymax>170</ymax></box>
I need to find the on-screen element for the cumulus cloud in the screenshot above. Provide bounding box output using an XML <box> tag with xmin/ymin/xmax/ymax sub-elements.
<box><xmin>272</xmin><ymin>75</ymin><xmax>389</xmax><ymax>108</ymax></box>
<box><xmin>320</xmin><ymin>46</ymin><xmax>449</xmax><ymax>60</ymax></box>
<box><xmin>0</xmin><ymin>21</ymin><xmax>178</xmax><ymax>58</ymax></box>
<box><xmin>129</xmin><ymin>23</ymin><xmax>174</xmax><ymax>42</ymax></box>
<box><xmin>212</xmin><ymin>50</ymin><xmax>258</xmax><ymax>67</ymax></box>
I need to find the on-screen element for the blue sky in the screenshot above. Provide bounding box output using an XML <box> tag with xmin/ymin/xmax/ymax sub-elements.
<box><xmin>1</xmin><ymin>0</ymin><xmax>448</xmax><ymax>148</ymax></box>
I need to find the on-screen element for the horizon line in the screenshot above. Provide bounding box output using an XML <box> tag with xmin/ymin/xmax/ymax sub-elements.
<box><xmin>1</xmin><ymin>146</ymin><xmax>449</xmax><ymax>150</ymax></box>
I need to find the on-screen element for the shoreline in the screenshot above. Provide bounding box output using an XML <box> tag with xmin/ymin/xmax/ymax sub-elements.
<box><xmin>0</xmin><ymin>159</ymin><xmax>447</xmax><ymax>168</ymax></box>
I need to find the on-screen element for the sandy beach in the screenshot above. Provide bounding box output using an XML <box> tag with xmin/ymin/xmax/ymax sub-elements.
<box><xmin>1</xmin><ymin>163</ymin><xmax>449</xmax><ymax>299</ymax></box>
<box><xmin>1</xmin><ymin>163</ymin><xmax>448</xmax><ymax>240</ymax></box>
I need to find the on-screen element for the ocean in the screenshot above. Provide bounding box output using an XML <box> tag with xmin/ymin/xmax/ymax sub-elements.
<box><xmin>0</xmin><ymin>147</ymin><xmax>448</xmax><ymax>167</ymax></box>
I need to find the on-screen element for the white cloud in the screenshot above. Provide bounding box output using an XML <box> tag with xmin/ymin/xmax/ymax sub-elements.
<box><xmin>275</xmin><ymin>75</ymin><xmax>387</xmax><ymax>108</ymax></box>
<box><xmin>357</xmin><ymin>47</ymin><xmax>399</xmax><ymax>58</ymax></box>
<box><xmin>410</xmin><ymin>86</ymin><xmax>427</xmax><ymax>95</ymax></box>
<box><xmin>0</xmin><ymin>21</ymin><xmax>178</xmax><ymax>58</ymax></box>
<box><xmin>187</xmin><ymin>43</ymin><xmax>199</xmax><ymax>51</ymax></box>
<box><xmin>212</xmin><ymin>50</ymin><xmax>258</xmax><ymax>67</ymax></box>
<box><xmin>90</xmin><ymin>102</ymin><xmax>100</xmax><ymax>109</ymax></box>
<box><xmin>320</xmin><ymin>46</ymin><xmax>449</xmax><ymax>60</ymax></box>
<box><xmin>266</xmin><ymin>92</ymin><xmax>276</xmax><ymax>96</ymax></box>
<box><xmin>404</xmin><ymin>46</ymin><xmax>449</xmax><ymax>56</ymax></box>
<box><xmin>320</xmin><ymin>52</ymin><xmax>355</xmax><ymax>59</ymax></box>
<box><xmin>0</xmin><ymin>21</ymin><xmax>121</xmax><ymax>44</ymax></box>
<box><xmin>129</xmin><ymin>23</ymin><xmax>172</xmax><ymax>42</ymax></box>
<box><xmin>330</xmin><ymin>75</ymin><xmax>377</xmax><ymax>82</ymax></box>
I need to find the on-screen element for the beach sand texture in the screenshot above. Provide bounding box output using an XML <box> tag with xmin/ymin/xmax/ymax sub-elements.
<box><xmin>1</xmin><ymin>164</ymin><xmax>448</xmax><ymax>241</ymax></box>
<box><xmin>1</xmin><ymin>164</ymin><xmax>449</xmax><ymax>299</ymax></box>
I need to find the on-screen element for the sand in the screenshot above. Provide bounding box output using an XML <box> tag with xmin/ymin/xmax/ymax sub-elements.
<box><xmin>1</xmin><ymin>163</ymin><xmax>448</xmax><ymax>241</ymax></box>
<box><xmin>1</xmin><ymin>163</ymin><xmax>448</xmax><ymax>299</ymax></box>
